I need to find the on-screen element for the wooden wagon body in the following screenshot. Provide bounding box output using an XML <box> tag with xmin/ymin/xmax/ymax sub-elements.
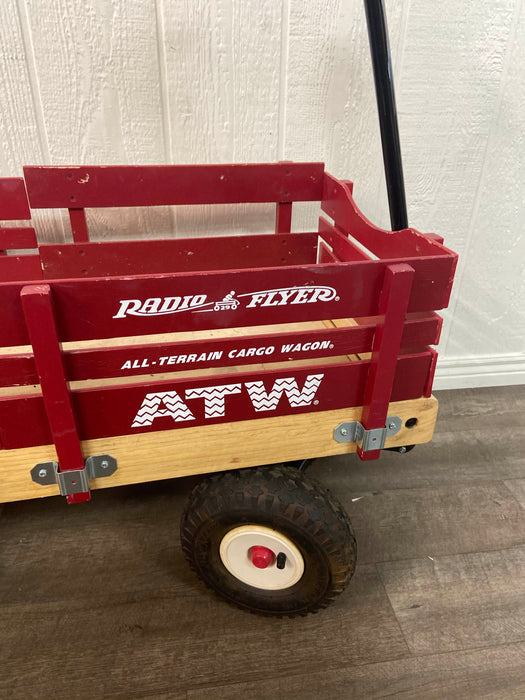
<box><xmin>0</xmin><ymin>162</ymin><xmax>457</xmax><ymax>505</ymax></box>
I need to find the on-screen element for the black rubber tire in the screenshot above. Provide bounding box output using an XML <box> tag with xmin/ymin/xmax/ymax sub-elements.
<box><xmin>180</xmin><ymin>465</ymin><xmax>357</xmax><ymax>617</ymax></box>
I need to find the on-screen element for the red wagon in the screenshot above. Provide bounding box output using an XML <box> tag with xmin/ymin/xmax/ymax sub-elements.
<box><xmin>0</xmin><ymin>0</ymin><xmax>457</xmax><ymax>616</ymax></box>
<box><xmin>0</xmin><ymin>161</ymin><xmax>456</xmax><ymax>614</ymax></box>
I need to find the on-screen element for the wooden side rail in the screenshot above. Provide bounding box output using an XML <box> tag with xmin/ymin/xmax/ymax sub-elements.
<box><xmin>0</xmin><ymin>313</ymin><xmax>442</xmax><ymax>388</ymax></box>
<box><xmin>0</xmin><ymin>350</ymin><xmax>434</xmax><ymax>451</ymax></box>
<box><xmin>23</xmin><ymin>163</ymin><xmax>326</xmax><ymax>242</ymax></box>
<box><xmin>0</xmin><ymin>177</ymin><xmax>42</xmax><ymax>281</ymax></box>
<box><xmin>321</xmin><ymin>172</ymin><xmax>457</xmax><ymax>261</ymax></box>
<box><xmin>39</xmin><ymin>233</ymin><xmax>319</xmax><ymax>279</ymax></box>
<box><xmin>23</xmin><ymin>163</ymin><xmax>326</xmax><ymax>208</ymax></box>
<box><xmin>0</xmin><ymin>177</ymin><xmax>31</xmax><ymax>220</ymax></box>
<box><xmin>0</xmin><ymin>256</ymin><xmax>457</xmax><ymax>347</ymax></box>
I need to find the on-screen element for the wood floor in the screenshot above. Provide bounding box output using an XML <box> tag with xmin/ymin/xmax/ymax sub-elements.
<box><xmin>1</xmin><ymin>385</ymin><xmax>524</xmax><ymax>699</ymax></box>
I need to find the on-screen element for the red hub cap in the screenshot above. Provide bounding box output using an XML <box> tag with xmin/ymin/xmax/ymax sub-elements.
<box><xmin>250</xmin><ymin>545</ymin><xmax>275</xmax><ymax>569</ymax></box>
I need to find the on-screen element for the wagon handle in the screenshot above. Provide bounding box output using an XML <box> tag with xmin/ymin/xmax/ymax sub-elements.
<box><xmin>363</xmin><ymin>0</ymin><xmax>409</xmax><ymax>231</ymax></box>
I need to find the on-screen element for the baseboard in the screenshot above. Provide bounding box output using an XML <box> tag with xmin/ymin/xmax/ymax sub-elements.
<box><xmin>433</xmin><ymin>353</ymin><xmax>525</xmax><ymax>390</ymax></box>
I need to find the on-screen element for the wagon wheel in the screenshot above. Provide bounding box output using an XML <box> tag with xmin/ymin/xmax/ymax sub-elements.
<box><xmin>180</xmin><ymin>465</ymin><xmax>356</xmax><ymax>616</ymax></box>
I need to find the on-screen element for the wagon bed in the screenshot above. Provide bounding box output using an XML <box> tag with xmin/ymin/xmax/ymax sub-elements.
<box><xmin>0</xmin><ymin>162</ymin><xmax>457</xmax><ymax>505</ymax></box>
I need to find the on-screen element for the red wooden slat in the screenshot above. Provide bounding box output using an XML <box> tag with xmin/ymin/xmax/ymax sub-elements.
<box><xmin>357</xmin><ymin>263</ymin><xmax>414</xmax><ymax>461</ymax></box>
<box><xmin>0</xmin><ymin>351</ymin><xmax>36</xmax><ymax>386</ymax></box>
<box><xmin>275</xmin><ymin>202</ymin><xmax>292</xmax><ymax>233</ymax></box>
<box><xmin>68</xmin><ymin>208</ymin><xmax>89</xmax><ymax>243</ymax></box>
<box><xmin>39</xmin><ymin>233</ymin><xmax>318</xmax><ymax>279</ymax></box>
<box><xmin>0</xmin><ymin>227</ymin><xmax>37</xmax><ymax>249</ymax></box>
<box><xmin>424</xmin><ymin>346</ymin><xmax>439</xmax><ymax>398</ymax></box>
<box><xmin>321</xmin><ymin>173</ymin><xmax>457</xmax><ymax>260</ymax></box>
<box><xmin>21</xmin><ymin>284</ymin><xmax>88</xmax><ymax>502</ymax></box>
<box><xmin>20</xmin><ymin>285</ymin><xmax>84</xmax><ymax>468</ymax></box>
<box><xmin>0</xmin><ymin>352</ymin><xmax>433</xmax><ymax>449</ymax></box>
<box><xmin>318</xmin><ymin>241</ymin><xmax>339</xmax><ymax>263</ymax></box>
<box><xmin>425</xmin><ymin>232</ymin><xmax>445</xmax><ymax>245</ymax></box>
<box><xmin>0</xmin><ymin>313</ymin><xmax>441</xmax><ymax>387</ymax></box>
<box><xmin>23</xmin><ymin>163</ymin><xmax>325</xmax><ymax>209</ymax></box>
<box><xmin>0</xmin><ymin>255</ymin><xmax>43</xmax><ymax>283</ymax></box>
<box><xmin>318</xmin><ymin>217</ymin><xmax>372</xmax><ymax>261</ymax></box>
<box><xmin>0</xmin><ymin>257</ymin><xmax>457</xmax><ymax>347</ymax></box>
<box><xmin>0</xmin><ymin>178</ymin><xmax>31</xmax><ymax>220</ymax></box>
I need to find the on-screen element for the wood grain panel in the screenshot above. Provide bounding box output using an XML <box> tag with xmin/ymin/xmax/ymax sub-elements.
<box><xmin>344</xmin><ymin>482</ymin><xmax>525</xmax><ymax>565</ymax></box>
<box><xmin>0</xmin><ymin>0</ymin><xmax>522</xmax><ymax>385</ymax></box>
<box><xmin>188</xmin><ymin>643</ymin><xmax>525</xmax><ymax>700</ymax></box>
<box><xmin>0</xmin><ymin>546</ymin><xmax>409</xmax><ymax>698</ymax></box>
<box><xmin>504</xmin><ymin>479</ymin><xmax>525</xmax><ymax>510</ymax></box>
<box><xmin>378</xmin><ymin>546</ymin><xmax>525</xmax><ymax>655</ymax></box>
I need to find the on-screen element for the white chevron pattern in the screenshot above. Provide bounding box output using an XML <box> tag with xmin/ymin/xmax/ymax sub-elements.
<box><xmin>245</xmin><ymin>374</ymin><xmax>324</xmax><ymax>412</ymax></box>
<box><xmin>131</xmin><ymin>390</ymin><xmax>195</xmax><ymax>427</ymax></box>
<box><xmin>185</xmin><ymin>383</ymin><xmax>242</xmax><ymax>418</ymax></box>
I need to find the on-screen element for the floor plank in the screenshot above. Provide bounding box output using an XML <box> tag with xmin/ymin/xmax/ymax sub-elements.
<box><xmin>309</xmin><ymin>386</ymin><xmax>525</xmax><ymax>493</ymax></box>
<box><xmin>0</xmin><ymin>484</ymin><xmax>409</xmax><ymax>699</ymax></box>
<box><xmin>504</xmin><ymin>479</ymin><xmax>525</xmax><ymax>509</ymax></box>
<box><xmin>1</xmin><ymin>385</ymin><xmax>524</xmax><ymax>699</ymax></box>
<box><xmin>340</xmin><ymin>482</ymin><xmax>525</xmax><ymax>564</ymax></box>
<box><xmin>377</xmin><ymin>546</ymin><xmax>525</xmax><ymax>655</ymax></box>
<box><xmin>187</xmin><ymin>642</ymin><xmax>525</xmax><ymax>700</ymax></box>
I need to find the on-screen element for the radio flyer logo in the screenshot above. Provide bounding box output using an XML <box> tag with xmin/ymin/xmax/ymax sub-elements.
<box><xmin>113</xmin><ymin>286</ymin><xmax>338</xmax><ymax>319</ymax></box>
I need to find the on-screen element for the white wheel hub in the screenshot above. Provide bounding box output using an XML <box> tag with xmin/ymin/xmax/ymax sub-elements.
<box><xmin>219</xmin><ymin>524</ymin><xmax>305</xmax><ymax>590</ymax></box>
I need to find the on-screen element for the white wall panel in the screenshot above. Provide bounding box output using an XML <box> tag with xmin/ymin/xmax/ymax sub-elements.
<box><xmin>0</xmin><ymin>1</ymin><xmax>44</xmax><ymax>172</ymax></box>
<box><xmin>160</xmin><ymin>0</ymin><xmax>282</xmax><ymax>235</ymax></box>
<box><xmin>396</xmin><ymin>0</ymin><xmax>520</xmax><ymax>369</ymax></box>
<box><xmin>0</xmin><ymin>0</ymin><xmax>59</xmax><ymax>240</ymax></box>
<box><xmin>0</xmin><ymin>0</ymin><xmax>523</xmax><ymax>386</ymax></box>
<box><xmin>284</xmin><ymin>0</ymin><xmax>403</xmax><ymax>232</ymax></box>
<box><xmin>22</xmin><ymin>0</ymin><xmax>171</xmax><ymax>240</ymax></box>
<box><xmin>443</xmin><ymin>0</ymin><xmax>525</xmax><ymax>362</ymax></box>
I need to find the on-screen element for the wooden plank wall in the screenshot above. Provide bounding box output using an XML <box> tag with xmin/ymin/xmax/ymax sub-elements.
<box><xmin>0</xmin><ymin>0</ymin><xmax>523</xmax><ymax>386</ymax></box>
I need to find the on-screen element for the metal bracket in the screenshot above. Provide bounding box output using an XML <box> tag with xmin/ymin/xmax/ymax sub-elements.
<box><xmin>30</xmin><ymin>454</ymin><xmax>117</xmax><ymax>496</ymax></box>
<box><xmin>333</xmin><ymin>416</ymin><xmax>402</xmax><ymax>451</ymax></box>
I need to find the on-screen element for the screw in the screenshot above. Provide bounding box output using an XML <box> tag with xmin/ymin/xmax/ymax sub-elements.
<box><xmin>398</xmin><ymin>446</ymin><xmax>407</xmax><ymax>454</ymax></box>
<box><xmin>340</xmin><ymin>428</ymin><xmax>348</xmax><ymax>436</ymax></box>
<box><xmin>38</xmin><ymin>468</ymin><xmax>47</xmax><ymax>478</ymax></box>
<box><xmin>101</xmin><ymin>460</ymin><xmax>109</xmax><ymax>469</ymax></box>
<box><xmin>388</xmin><ymin>422</ymin><xmax>397</xmax><ymax>430</ymax></box>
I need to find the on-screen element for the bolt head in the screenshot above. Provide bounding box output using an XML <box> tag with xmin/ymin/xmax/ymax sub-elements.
<box><xmin>101</xmin><ymin>460</ymin><xmax>109</xmax><ymax>469</ymax></box>
<box><xmin>38</xmin><ymin>468</ymin><xmax>47</xmax><ymax>478</ymax></box>
<box><xmin>340</xmin><ymin>428</ymin><xmax>348</xmax><ymax>436</ymax></box>
<box><xmin>399</xmin><ymin>446</ymin><xmax>407</xmax><ymax>454</ymax></box>
<box><xmin>388</xmin><ymin>422</ymin><xmax>396</xmax><ymax>430</ymax></box>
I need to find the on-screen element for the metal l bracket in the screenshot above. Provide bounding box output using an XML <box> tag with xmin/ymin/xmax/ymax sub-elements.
<box><xmin>333</xmin><ymin>416</ymin><xmax>402</xmax><ymax>451</ymax></box>
<box><xmin>30</xmin><ymin>454</ymin><xmax>117</xmax><ymax>496</ymax></box>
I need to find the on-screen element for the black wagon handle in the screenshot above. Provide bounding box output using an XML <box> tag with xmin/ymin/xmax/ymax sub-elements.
<box><xmin>363</xmin><ymin>0</ymin><xmax>409</xmax><ymax>231</ymax></box>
